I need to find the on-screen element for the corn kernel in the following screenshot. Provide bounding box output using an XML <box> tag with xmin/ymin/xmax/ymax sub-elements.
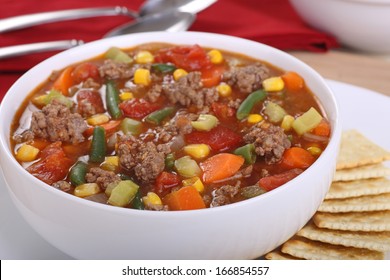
<box><xmin>134</xmin><ymin>68</ymin><xmax>151</xmax><ymax>86</ymax></box>
<box><xmin>32</xmin><ymin>95</ymin><xmax>47</xmax><ymax>106</ymax></box>
<box><xmin>247</xmin><ymin>114</ymin><xmax>263</xmax><ymax>124</ymax></box>
<box><xmin>143</xmin><ymin>192</ymin><xmax>162</xmax><ymax>206</ymax></box>
<box><xmin>182</xmin><ymin>177</ymin><xmax>204</xmax><ymax>193</ymax></box>
<box><xmin>208</xmin><ymin>49</ymin><xmax>223</xmax><ymax>64</ymax></box>
<box><xmin>87</xmin><ymin>114</ymin><xmax>110</xmax><ymax>126</ymax></box>
<box><xmin>105</xmin><ymin>156</ymin><xmax>119</xmax><ymax>166</ymax></box>
<box><xmin>216</xmin><ymin>83</ymin><xmax>232</xmax><ymax>97</ymax></box>
<box><xmin>307</xmin><ymin>146</ymin><xmax>322</xmax><ymax>156</ymax></box>
<box><xmin>262</xmin><ymin>77</ymin><xmax>285</xmax><ymax>92</ymax></box>
<box><xmin>134</xmin><ymin>50</ymin><xmax>154</xmax><ymax>64</ymax></box>
<box><xmin>183</xmin><ymin>144</ymin><xmax>210</xmax><ymax>159</ymax></box>
<box><xmin>173</xmin><ymin>69</ymin><xmax>188</xmax><ymax>81</ymax></box>
<box><xmin>74</xmin><ymin>183</ymin><xmax>100</xmax><ymax>198</ymax></box>
<box><xmin>16</xmin><ymin>144</ymin><xmax>40</xmax><ymax>162</ymax></box>
<box><xmin>100</xmin><ymin>156</ymin><xmax>120</xmax><ymax>171</ymax></box>
<box><xmin>119</xmin><ymin>91</ymin><xmax>134</xmax><ymax>101</ymax></box>
<box><xmin>281</xmin><ymin>115</ymin><xmax>295</xmax><ymax>131</ymax></box>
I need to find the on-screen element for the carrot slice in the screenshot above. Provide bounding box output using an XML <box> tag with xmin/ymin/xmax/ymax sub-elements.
<box><xmin>163</xmin><ymin>186</ymin><xmax>206</xmax><ymax>210</ymax></box>
<box><xmin>281</xmin><ymin>147</ymin><xmax>315</xmax><ymax>169</ymax></box>
<box><xmin>312</xmin><ymin>119</ymin><xmax>331</xmax><ymax>137</ymax></box>
<box><xmin>200</xmin><ymin>153</ymin><xmax>244</xmax><ymax>183</ymax></box>
<box><xmin>281</xmin><ymin>71</ymin><xmax>304</xmax><ymax>93</ymax></box>
<box><xmin>53</xmin><ymin>66</ymin><xmax>74</xmax><ymax>96</ymax></box>
<box><xmin>84</xmin><ymin>120</ymin><xmax>121</xmax><ymax>137</ymax></box>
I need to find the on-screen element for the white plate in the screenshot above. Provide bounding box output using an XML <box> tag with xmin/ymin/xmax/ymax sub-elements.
<box><xmin>0</xmin><ymin>79</ymin><xmax>389</xmax><ymax>260</ymax></box>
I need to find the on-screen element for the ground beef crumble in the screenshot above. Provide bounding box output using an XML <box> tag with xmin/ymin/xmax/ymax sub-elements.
<box><xmin>162</xmin><ymin>72</ymin><xmax>219</xmax><ymax>108</ymax></box>
<box><xmin>30</xmin><ymin>103</ymin><xmax>87</xmax><ymax>144</ymax></box>
<box><xmin>243</xmin><ymin>122</ymin><xmax>291</xmax><ymax>164</ymax></box>
<box><xmin>223</xmin><ymin>63</ymin><xmax>270</xmax><ymax>94</ymax></box>
<box><xmin>117</xmin><ymin>136</ymin><xmax>165</xmax><ymax>184</ymax></box>
<box><xmin>85</xmin><ymin>167</ymin><xmax>121</xmax><ymax>190</ymax></box>
<box><xmin>210</xmin><ymin>183</ymin><xmax>241</xmax><ymax>207</ymax></box>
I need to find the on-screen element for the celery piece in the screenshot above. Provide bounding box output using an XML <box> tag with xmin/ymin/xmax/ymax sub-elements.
<box><xmin>292</xmin><ymin>107</ymin><xmax>323</xmax><ymax>135</ymax></box>
<box><xmin>33</xmin><ymin>89</ymin><xmax>73</xmax><ymax>108</ymax></box>
<box><xmin>191</xmin><ymin>114</ymin><xmax>218</xmax><ymax>131</ymax></box>
<box><xmin>105</xmin><ymin>47</ymin><xmax>133</xmax><ymax>63</ymax></box>
<box><xmin>264</xmin><ymin>102</ymin><xmax>287</xmax><ymax>123</ymax></box>
<box><xmin>108</xmin><ymin>180</ymin><xmax>139</xmax><ymax>207</ymax></box>
<box><xmin>121</xmin><ymin>118</ymin><xmax>142</xmax><ymax>135</ymax></box>
<box><xmin>174</xmin><ymin>156</ymin><xmax>201</xmax><ymax>178</ymax></box>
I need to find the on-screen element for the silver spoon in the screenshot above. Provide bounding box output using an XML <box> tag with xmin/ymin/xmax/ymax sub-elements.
<box><xmin>0</xmin><ymin>11</ymin><xmax>195</xmax><ymax>59</ymax></box>
<box><xmin>104</xmin><ymin>9</ymin><xmax>195</xmax><ymax>37</ymax></box>
<box><xmin>0</xmin><ymin>0</ymin><xmax>215</xmax><ymax>33</ymax></box>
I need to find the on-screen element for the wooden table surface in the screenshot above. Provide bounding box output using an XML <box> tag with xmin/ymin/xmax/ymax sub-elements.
<box><xmin>289</xmin><ymin>50</ymin><xmax>390</xmax><ymax>97</ymax></box>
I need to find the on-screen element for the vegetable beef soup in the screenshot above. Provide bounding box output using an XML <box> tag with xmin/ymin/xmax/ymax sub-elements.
<box><xmin>11</xmin><ymin>43</ymin><xmax>330</xmax><ymax>211</ymax></box>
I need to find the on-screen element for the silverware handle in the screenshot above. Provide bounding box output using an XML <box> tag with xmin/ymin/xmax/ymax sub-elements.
<box><xmin>0</xmin><ymin>6</ymin><xmax>138</xmax><ymax>33</ymax></box>
<box><xmin>0</xmin><ymin>40</ymin><xmax>84</xmax><ymax>59</ymax></box>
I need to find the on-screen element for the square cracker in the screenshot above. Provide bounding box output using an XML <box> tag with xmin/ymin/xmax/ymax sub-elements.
<box><xmin>281</xmin><ymin>237</ymin><xmax>384</xmax><ymax>260</ymax></box>
<box><xmin>325</xmin><ymin>177</ymin><xmax>390</xmax><ymax>199</ymax></box>
<box><xmin>336</xmin><ymin>130</ymin><xmax>390</xmax><ymax>170</ymax></box>
<box><xmin>318</xmin><ymin>193</ymin><xmax>390</xmax><ymax>213</ymax></box>
<box><xmin>264</xmin><ymin>250</ymin><xmax>301</xmax><ymax>260</ymax></box>
<box><xmin>313</xmin><ymin>210</ymin><xmax>390</xmax><ymax>232</ymax></box>
<box><xmin>333</xmin><ymin>163</ymin><xmax>390</xmax><ymax>182</ymax></box>
<box><xmin>297</xmin><ymin>222</ymin><xmax>390</xmax><ymax>252</ymax></box>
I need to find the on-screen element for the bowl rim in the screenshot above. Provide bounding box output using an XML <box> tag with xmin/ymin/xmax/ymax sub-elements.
<box><xmin>0</xmin><ymin>31</ymin><xmax>341</xmax><ymax>217</ymax></box>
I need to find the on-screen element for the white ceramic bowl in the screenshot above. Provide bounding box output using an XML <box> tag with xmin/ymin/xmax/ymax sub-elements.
<box><xmin>0</xmin><ymin>32</ymin><xmax>341</xmax><ymax>259</ymax></box>
<box><xmin>290</xmin><ymin>0</ymin><xmax>390</xmax><ymax>53</ymax></box>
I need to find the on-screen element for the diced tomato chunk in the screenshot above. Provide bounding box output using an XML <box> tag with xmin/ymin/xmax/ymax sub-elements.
<box><xmin>201</xmin><ymin>65</ymin><xmax>225</xmax><ymax>88</ymax></box>
<box><xmin>76</xmin><ymin>89</ymin><xmax>105</xmax><ymax>116</ymax></box>
<box><xmin>185</xmin><ymin>125</ymin><xmax>243</xmax><ymax>152</ymax></box>
<box><xmin>211</xmin><ymin>102</ymin><xmax>235</xmax><ymax>119</ymax></box>
<box><xmin>119</xmin><ymin>98</ymin><xmax>161</xmax><ymax>119</ymax></box>
<box><xmin>154</xmin><ymin>171</ymin><xmax>181</xmax><ymax>196</ymax></box>
<box><xmin>72</xmin><ymin>62</ymin><xmax>100</xmax><ymax>84</ymax></box>
<box><xmin>155</xmin><ymin>44</ymin><xmax>212</xmax><ymax>71</ymax></box>
<box><xmin>258</xmin><ymin>168</ymin><xmax>303</xmax><ymax>191</ymax></box>
<box><xmin>26</xmin><ymin>142</ymin><xmax>73</xmax><ymax>185</ymax></box>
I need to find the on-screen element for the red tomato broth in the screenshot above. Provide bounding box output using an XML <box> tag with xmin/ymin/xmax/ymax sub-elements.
<box><xmin>10</xmin><ymin>42</ymin><xmax>330</xmax><ymax>211</ymax></box>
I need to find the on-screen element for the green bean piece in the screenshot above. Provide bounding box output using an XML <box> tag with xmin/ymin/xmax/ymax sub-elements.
<box><xmin>151</xmin><ymin>63</ymin><xmax>177</xmax><ymax>73</ymax></box>
<box><xmin>69</xmin><ymin>161</ymin><xmax>88</xmax><ymax>186</ymax></box>
<box><xmin>145</xmin><ymin>107</ymin><xmax>175</xmax><ymax>125</ymax></box>
<box><xmin>108</xmin><ymin>180</ymin><xmax>139</xmax><ymax>207</ymax></box>
<box><xmin>121</xmin><ymin>118</ymin><xmax>142</xmax><ymax>135</ymax></box>
<box><xmin>132</xmin><ymin>190</ymin><xmax>145</xmax><ymax>210</ymax></box>
<box><xmin>234</xmin><ymin>143</ymin><xmax>257</xmax><ymax>164</ymax></box>
<box><xmin>89</xmin><ymin>126</ymin><xmax>106</xmax><ymax>163</ymax></box>
<box><xmin>240</xmin><ymin>185</ymin><xmax>266</xmax><ymax>199</ymax></box>
<box><xmin>105</xmin><ymin>80</ymin><xmax>122</xmax><ymax>119</ymax></box>
<box><xmin>105</xmin><ymin>47</ymin><xmax>133</xmax><ymax>63</ymax></box>
<box><xmin>236</xmin><ymin>90</ymin><xmax>267</xmax><ymax>120</ymax></box>
<box><xmin>165</xmin><ymin>153</ymin><xmax>175</xmax><ymax>171</ymax></box>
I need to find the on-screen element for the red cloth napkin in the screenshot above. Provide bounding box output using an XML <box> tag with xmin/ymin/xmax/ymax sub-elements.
<box><xmin>0</xmin><ymin>0</ymin><xmax>338</xmax><ymax>102</ymax></box>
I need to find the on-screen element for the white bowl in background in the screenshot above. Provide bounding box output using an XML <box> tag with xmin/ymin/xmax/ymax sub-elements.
<box><xmin>0</xmin><ymin>32</ymin><xmax>341</xmax><ymax>259</ymax></box>
<box><xmin>290</xmin><ymin>0</ymin><xmax>390</xmax><ymax>53</ymax></box>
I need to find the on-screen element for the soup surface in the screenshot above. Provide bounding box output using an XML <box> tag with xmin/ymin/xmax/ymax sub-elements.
<box><xmin>11</xmin><ymin>43</ymin><xmax>330</xmax><ymax>211</ymax></box>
